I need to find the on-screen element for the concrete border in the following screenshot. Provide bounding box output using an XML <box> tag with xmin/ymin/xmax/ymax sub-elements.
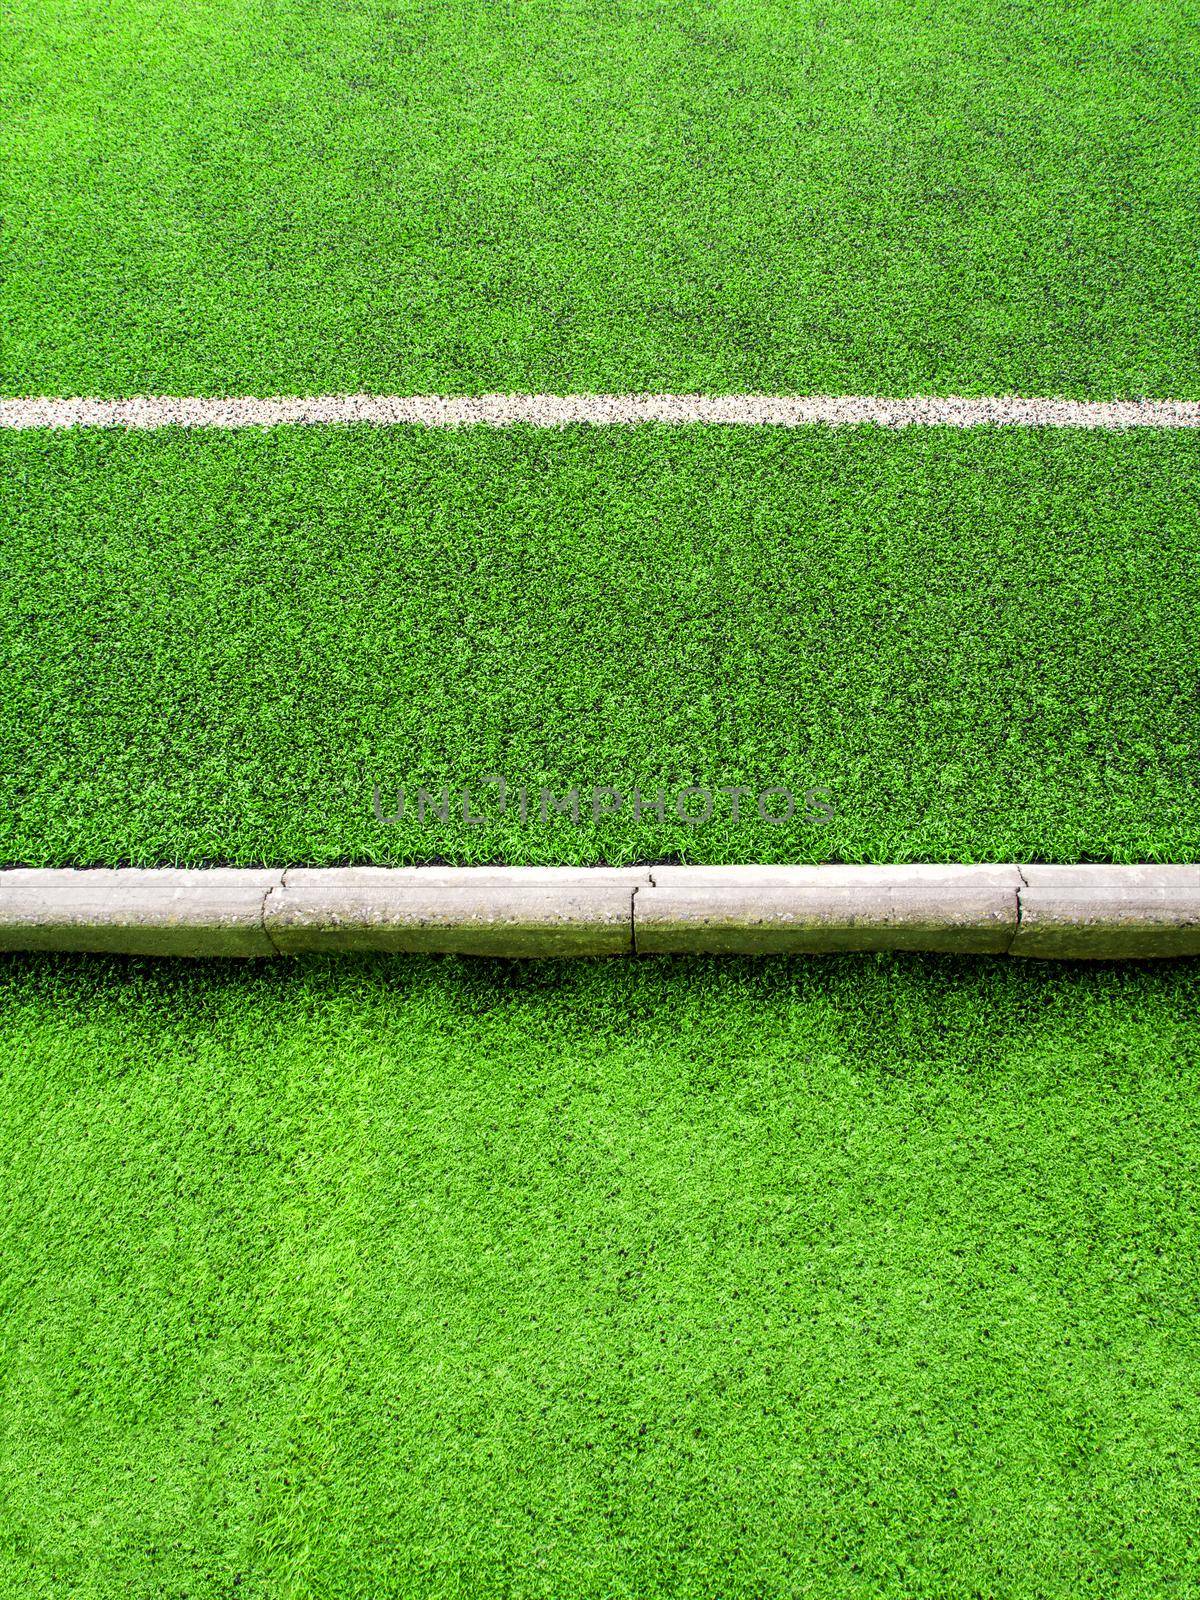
<box><xmin>0</xmin><ymin>868</ymin><xmax>280</xmax><ymax>956</ymax></box>
<box><xmin>1</xmin><ymin>865</ymin><xmax>1198</xmax><ymax>958</ymax></box>
<box><xmin>268</xmin><ymin>867</ymin><xmax>646</xmax><ymax>956</ymax></box>
<box><xmin>1012</xmin><ymin>865</ymin><xmax>1200</xmax><ymax>959</ymax></box>
<box><xmin>634</xmin><ymin>865</ymin><xmax>1021</xmax><ymax>954</ymax></box>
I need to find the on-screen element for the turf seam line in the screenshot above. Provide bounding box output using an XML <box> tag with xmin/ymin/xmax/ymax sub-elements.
<box><xmin>5</xmin><ymin>395</ymin><xmax>1200</xmax><ymax>429</ymax></box>
<box><xmin>2</xmin><ymin>865</ymin><xmax>1198</xmax><ymax>959</ymax></box>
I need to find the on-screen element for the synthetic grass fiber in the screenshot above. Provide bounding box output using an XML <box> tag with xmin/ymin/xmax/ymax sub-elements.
<box><xmin>6</xmin><ymin>8</ymin><xmax>1200</xmax><ymax>1600</ymax></box>
<box><xmin>2</xmin><ymin>954</ymin><xmax>1199</xmax><ymax>1597</ymax></box>
<box><xmin>5</xmin><ymin>0</ymin><xmax>1200</xmax><ymax>399</ymax></box>
<box><xmin>3</xmin><ymin>424</ymin><xmax>1197</xmax><ymax>867</ymax></box>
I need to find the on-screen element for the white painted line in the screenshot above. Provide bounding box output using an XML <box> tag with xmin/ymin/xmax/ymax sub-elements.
<box><xmin>1</xmin><ymin>866</ymin><xmax>1197</xmax><ymax>958</ymax></box>
<box><xmin>3</xmin><ymin>394</ymin><xmax>1200</xmax><ymax>429</ymax></box>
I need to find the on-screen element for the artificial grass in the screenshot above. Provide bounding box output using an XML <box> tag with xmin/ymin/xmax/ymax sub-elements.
<box><xmin>2</xmin><ymin>423</ymin><xmax>1197</xmax><ymax>867</ymax></box>
<box><xmin>1</xmin><ymin>953</ymin><xmax>1199</xmax><ymax>1597</ymax></box>
<box><xmin>4</xmin><ymin>0</ymin><xmax>1199</xmax><ymax>400</ymax></box>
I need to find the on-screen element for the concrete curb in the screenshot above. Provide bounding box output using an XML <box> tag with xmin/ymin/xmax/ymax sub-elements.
<box><xmin>1012</xmin><ymin>865</ymin><xmax>1200</xmax><ymax>959</ymax></box>
<box><xmin>268</xmin><ymin>867</ymin><xmax>644</xmax><ymax>957</ymax></box>
<box><xmin>0</xmin><ymin>869</ymin><xmax>280</xmax><ymax>956</ymax></box>
<box><xmin>635</xmin><ymin>865</ymin><xmax>1020</xmax><ymax>954</ymax></box>
<box><xmin>1</xmin><ymin>865</ymin><xmax>1198</xmax><ymax>959</ymax></box>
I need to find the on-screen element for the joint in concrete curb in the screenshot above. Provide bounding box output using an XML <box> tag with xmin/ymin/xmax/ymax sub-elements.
<box><xmin>632</xmin><ymin>864</ymin><xmax>1021</xmax><ymax>956</ymax></box>
<box><xmin>259</xmin><ymin>869</ymin><xmax>288</xmax><ymax>955</ymax></box>
<box><xmin>1009</xmin><ymin>864</ymin><xmax>1200</xmax><ymax>960</ymax></box>
<box><xmin>1010</xmin><ymin>864</ymin><xmax>1031</xmax><ymax>952</ymax></box>
<box><xmin>262</xmin><ymin>866</ymin><xmax>646</xmax><ymax>956</ymax></box>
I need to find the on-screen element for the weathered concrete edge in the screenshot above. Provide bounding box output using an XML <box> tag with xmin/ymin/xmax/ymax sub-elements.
<box><xmin>0</xmin><ymin>865</ymin><xmax>1197</xmax><ymax>958</ymax></box>
<box><xmin>266</xmin><ymin>866</ymin><xmax>648</xmax><ymax>956</ymax></box>
<box><xmin>636</xmin><ymin>864</ymin><xmax>1021</xmax><ymax>954</ymax></box>
<box><xmin>0</xmin><ymin>868</ymin><xmax>283</xmax><ymax>956</ymax></box>
<box><xmin>1011</xmin><ymin>864</ymin><xmax>1200</xmax><ymax>959</ymax></box>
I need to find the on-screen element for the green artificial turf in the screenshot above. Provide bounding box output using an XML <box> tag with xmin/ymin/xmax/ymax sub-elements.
<box><xmin>6</xmin><ymin>9</ymin><xmax>1200</xmax><ymax>1600</ymax></box>
<box><xmin>3</xmin><ymin>423</ymin><xmax>1197</xmax><ymax>867</ymax></box>
<box><xmin>5</xmin><ymin>0</ymin><xmax>1199</xmax><ymax>399</ymax></box>
<box><xmin>1</xmin><ymin>953</ymin><xmax>1199</xmax><ymax>1597</ymax></box>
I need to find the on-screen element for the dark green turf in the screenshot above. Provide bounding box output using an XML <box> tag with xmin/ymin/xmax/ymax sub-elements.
<box><xmin>2</xmin><ymin>954</ymin><xmax>1199</xmax><ymax>1597</ymax></box>
<box><xmin>3</xmin><ymin>424</ymin><xmax>1197</xmax><ymax>867</ymax></box>
<box><xmin>5</xmin><ymin>0</ymin><xmax>1199</xmax><ymax>398</ymax></box>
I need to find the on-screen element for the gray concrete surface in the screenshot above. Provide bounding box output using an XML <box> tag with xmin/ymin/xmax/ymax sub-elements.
<box><xmin>266</xmin><ymin>867</ymin><xmax>649</xmax><ymax>956</ymax></box>
<box><xmin>0</xmin><ymin>868</ymin><xmax>279</xmax><ymax>956</ymax></box>
<box><xmin>634</xmin><ymin>864</ymin><xmax>1022</xmax><ymax>954</ymax></box>
<box><xmin>2</xmin><ymin>865</ymin><xmax>1197</xmax><ymax>958</ymax></box>
<box><xmin>1012</xmin><ymin>864</ymin><xmax>1200</xmax><ymax>959</ymax></box>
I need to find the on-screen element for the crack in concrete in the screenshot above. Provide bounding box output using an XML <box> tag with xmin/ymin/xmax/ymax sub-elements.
<box><xmin>631</xmin><ymin>869</ymin><xmax>658</xmax><ymax>956</ymax></box>
<box><xmin>1011</xmin><ymin>864</ymin><xmax>1031</xmax><ymax>952</ymax></box>
<box><xmin>259</xmin><ymin>868</ymin><xmax>288</xmax><ymax>954</ymax></box>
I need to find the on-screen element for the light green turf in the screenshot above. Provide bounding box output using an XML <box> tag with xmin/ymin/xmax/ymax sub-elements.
<box><xmin>3</xmin><ymin>424</ymin><xmax>1198</xmax><ymax>866</ymax></box>
<box><xmin>2</xmin><ymin>954</ymin><xmax>1199</xmax><ymax>1597</ymax></box>
<box><xmin>4</xmin><ymin>0</ymin><xmax>1199</xmax><ymax>398</ymax></box>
